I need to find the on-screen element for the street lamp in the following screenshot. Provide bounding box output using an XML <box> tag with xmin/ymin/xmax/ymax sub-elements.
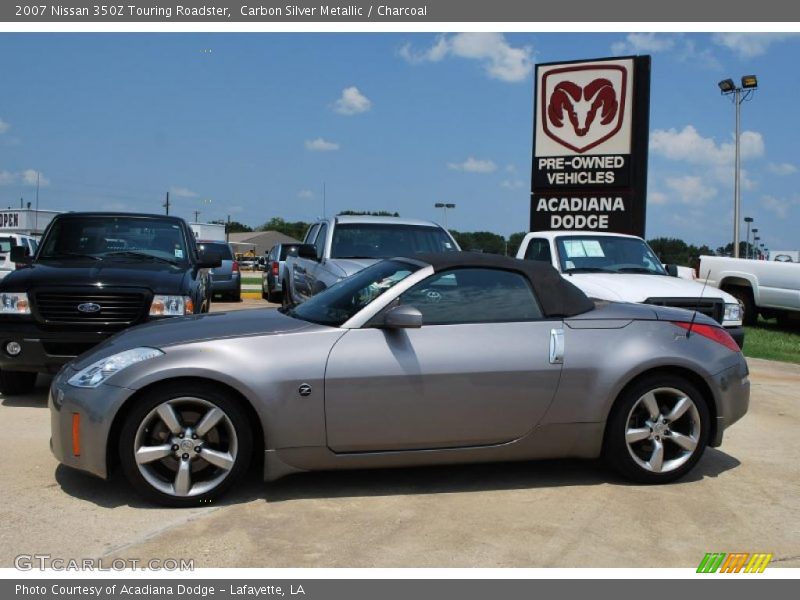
<box><xmin>718</xmin><ymin>74</ymin><xmax>758</xmax><ymax>258</ymax></box>
<box><xmin>434</xmin><ymin>203</ymin><xmax>456</xmax><ymax>229</ymax></box>
<box><xmin>744</xmin><ymin>217</ymin><xmax>753</xmax><ymax>259</ymax></box>
<box><xmin>753</xmin><ymin>235</ymin><xmax>760</xmax><ymax>258</ymax></box>
<box><xmin>750</xmin><ymin>228</ymin><xmax>758</xmax><ymax>259</ymax></box>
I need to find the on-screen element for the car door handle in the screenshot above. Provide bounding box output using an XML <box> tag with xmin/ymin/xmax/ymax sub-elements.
<box><xmin>549</xmin><ymin>328</ymin><xmax>565</xmax><ymax>364</ymax></box>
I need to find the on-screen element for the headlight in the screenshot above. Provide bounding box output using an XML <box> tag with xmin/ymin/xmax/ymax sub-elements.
<box><xmin>724</xmin><ymin>303</ymin><xmax>742</xmax><ymax>322</ymax></box>
<box><xmin>0</xmin><ymin>292</ymin><xmax>30</xmax><ymax>314</ymax></box>
<box><xmin>150</xmin><ymin>295</ymin><xmax>194</xmax><ymax>316</ymax></box>
<box><xmin>68</xmin><ymin>347</ymin><xmax>164</xmax><ymax>388</ymax></box>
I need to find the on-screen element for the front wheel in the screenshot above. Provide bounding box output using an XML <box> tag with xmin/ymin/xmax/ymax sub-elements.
<box><xmin>726</xmin><ymin>286</ymin><xmax>757</xmax><ymax>326</ymax></box>
<box><xmin>604</xmin><ymin>375</ymin><xmax>710</xmax><ymax>484</ymax></box>
<box><xmin>119</xmin><ymin>383</ymin><xmax>253</xmax><ymax>507</ymax></box>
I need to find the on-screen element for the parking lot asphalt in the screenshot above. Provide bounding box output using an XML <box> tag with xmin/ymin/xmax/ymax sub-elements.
<box><xmin>1</xmin><ymin>299</ymin><xmax>798</xmax><ymax>568</ymax></box>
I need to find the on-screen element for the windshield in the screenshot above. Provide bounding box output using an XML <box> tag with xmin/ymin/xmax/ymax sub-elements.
<box><xmin>331</xmin><ymin>223</ymin><xmax>456</xmax><ymax>259</ymax></box>
<box><xmin>39</xmin><ymin>216</ymin><xmax>190</xmax><ymax>264</ymax></box>
<box><xmin>555</xmin><ymin>235</ymin><xmax>667</xmax><ymax>275</ymax></box>
<box><xmin>286</xmin><ymin>260</ymin><xmax>420</xmax><ymax>327</ymax></box>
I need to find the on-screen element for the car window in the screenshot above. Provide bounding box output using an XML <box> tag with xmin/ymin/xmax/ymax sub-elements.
<box><xmin>305</xmin><ymin>224</ymin><xmax>320</xmax><ymax>244</ymax></box>
<box><xmin>279</xmin><ymin>245</ymin><xmax>298</xmax><ymax>260</ymax></box>
<box><xmin>554</xmin><ymin>235</ymin><xmax>667</xmax><ymax>275</ymax></box>
<box><xmin>523</xmin><ymin>238</ymin><xmax>552</xmax><ymax>263</ymax></box>
<box><xmin>330</xmin><ymin>223</ymin><xmax>456</xmax><ymax>259</ymax></box>
<box><xmin>28</xmin><ymin>238</ymin><xmax>39</xmax><ymax>253</ymax></box>
<box><xmin>198</xmin><ymin>242</ymin><xmax>233</xmax><ymax>260</ymax></box>
<box><xmin>314</xmin><ymin>224</ymin><xmax>328</xmax><ymax>259</ymax></box>
<box><xmin>0</xmin><ymin>237</ymin><xmax>13</xmax><ymax>254</ymax></box>
<box><xmin>397</xmin><ymin>268</ymin><xmax>542</xmax><ymax>325</ymax></box>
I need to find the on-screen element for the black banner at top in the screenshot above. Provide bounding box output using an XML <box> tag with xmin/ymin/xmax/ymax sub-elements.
<box><xmin>3</xmin><ymin>0</ymin><xmax>800</xmax><ymax>21</ymax></box>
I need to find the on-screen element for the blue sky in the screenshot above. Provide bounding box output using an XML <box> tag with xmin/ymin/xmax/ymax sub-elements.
<box><xmin>1</xmin><ymin>32</ymin><xmax>799</xmax><ymax>250</ymax></box>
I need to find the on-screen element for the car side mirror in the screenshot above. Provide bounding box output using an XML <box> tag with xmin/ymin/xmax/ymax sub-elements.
<box><xmin>664</xmin><ymin>264</ymin><xmax>679</xmax><ymax>277</ymax></box>
<box><xmin>297</xmin><ymin>244</ymin><xmax>319</xmax><ymax>261</ymax></box>
<box><xmin>10</xmin><ymin>246</ymin><xmax>30</xmax><ymax>264</ymax></box>
<box><xmin>382</xmin><ymin>305</ymin><xmax>423</xmax><ymax>329</ymax></box>
<box><xmin>197</xmin><ymin>249</ymin><xmax>222</xmax><ymax>269</ymax></box>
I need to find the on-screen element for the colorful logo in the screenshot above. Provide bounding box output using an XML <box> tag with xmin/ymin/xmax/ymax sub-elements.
<box><xmin>697</xmin><ymin>552</ymin><xmax>773</xmax><ymax>573</ymax></box>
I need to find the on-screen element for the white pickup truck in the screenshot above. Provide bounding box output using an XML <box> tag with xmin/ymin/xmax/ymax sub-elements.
<box><xmin>697</xmin><ymin>255</ymin><xmax>800</xmax><ymax>326</ymax></box>
<box><xmin>516</xmin><ymin>231</ymin><xmax>745</xmax><ymax>347</ymax></box>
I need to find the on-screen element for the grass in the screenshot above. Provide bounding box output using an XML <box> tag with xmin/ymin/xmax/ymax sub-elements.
<box><xmin>239</xmin><ymin>273</ymin><xmax>262</xmax><ymax>285</ymax></box>
<box><xmin>742</xmin><ymin>317</ymin><xmax>800</xmax><ymax>364</ymax></box>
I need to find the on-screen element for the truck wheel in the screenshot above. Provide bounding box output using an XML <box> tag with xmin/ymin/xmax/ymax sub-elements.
<box><xmin>603</xmin><ymin>374</ymin><xmax>710</xmax><ymax>484</ymax></box>
<box><xmin>267</xmin><ymin>289</ymin><xmax>282</xmax><ymax>304</ymax></box>
<box><xmin>726</xmin><ymin>286</ymin><xmax>757</xmax><ymax>326</ymax></box>
<box><xmin>0</xmin><ymin>370</ymin><xmax>37</xmax><ymax>395</ymax></box>
<box><xmin>281</xmin><ymin>281</ymin><xmax>293</xmax><ymax>309</ymax></box>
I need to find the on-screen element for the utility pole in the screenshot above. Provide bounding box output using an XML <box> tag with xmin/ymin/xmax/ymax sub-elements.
<box><xmin>193</xmin><ymin>210</ymin><xmax>201</xmax><ymax>222</ymax></box>
<box><xmin>226</xmin><ymin>214</ymin><xmax>231</xmax><ymax>242</ymax></box>
<box><xmin>35</xmin><ymin>171</ymin><xmax>40</xmax><ymax>232</ymax></box>
<box><xmin>164</xmin><ymin>191</ymin><xmax>170</xmax><ymax>215</ymax></box>
<box><xmin>323</xmin><ymin>182</ymin><xmax>326</xmax><ymax>218</ymax></box>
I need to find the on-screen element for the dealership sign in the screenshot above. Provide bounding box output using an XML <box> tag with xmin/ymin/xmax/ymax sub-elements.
<box><xmin>531</xmin><ymin>56</ymin><xmax>651</xmax><ymax>236</ymax></box>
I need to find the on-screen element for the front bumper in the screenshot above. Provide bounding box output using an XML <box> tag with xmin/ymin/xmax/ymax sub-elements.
<box><xmin>0</xmin><ymin>321</ymin><xmax>115</xmax><ymax>373</ymax></box>
<box><xmin>709</xmin><ymin>357</ymin><xmax>750</xmax><ymax>447</ymax></box>
<box><xmin>49</xmin><ymin>366</ymin><xmax>135</xmax><ymax>479</ymax></box>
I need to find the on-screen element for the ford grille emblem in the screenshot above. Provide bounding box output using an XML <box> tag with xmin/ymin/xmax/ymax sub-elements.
<box><xmin>77</xmin><ymin>302</ymin><xmax>102</xmax><ymax>314</ymax></box>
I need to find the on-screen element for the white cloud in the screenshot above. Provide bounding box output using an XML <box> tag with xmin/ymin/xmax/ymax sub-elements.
<box><xmin>305</xmin><ymin>138</ymin><xmax>340</xmax><ymax>152</ymax></box>
<box><xmin>0</xmin><ymin>170</ymin><xmax>16</xmax><ymax>185</ymax></box>
<box><xmin>760</xmin><ymin>195</ymin><xmax>797</xmax><ymax>219</ymax></box>
<box><xmin>501</xmin><ymin>179</ymin><xmax>524</xmax><ymax>189</ymax></box>
<box><xmin>505</xmin><ymin>164</ymin><xmax>516</xmax><ymax>173</ymax></box>
<box><xmin>333</xmin><ymin>86</ymin><xmax>372</xmax><ymax>115</ymax></box>
<box><xmin>768</xmin><ymin>162</ymin><xmax>797</xmax><ymax>176</ymax></box>
<box><xmin>447</xmin><ymin>157</ymin><xmax>497</xmax><ymax>173</ymax></box>
<box><xmin>297</xmin><ymin>189</ymin><xmax>314</xmax><ymax>199</ymax></box>
<box><xmin>169</xmin><ymin>186</ymin><xmax>198</xmax><ymax>198</ymax></box>
<box><xmin>400</xmin><ymin>33</ymin><xmax>533</xmax><ymax>83</ymax></box>
<box><xmin>712</xmin><ymin>33</ymin><xmax>800</xmax><ymax>58</ymax></box>
<box><xmin>0</xmin><ymin>119</ymin><xmax>9</xmax><ymax>134</ymax></box>
<box><xmin>650</xmin><ymin>125</ymin><xmax>764</xmax><ymax>166</ymax></box>
<box><xmin>21</xmin><ymin>169</ymin><xmax>49</xmax><ymax>187</ymax></box>
<box><xmin>665</xmin><ymin>175</ymin><xmax>717</xmax><ymax>204</ymax></box>
<box><xmin>649</xmin><ymin>191</ymin><xmax>669</xmax><ymax>205</ymax></box>
<box><xmin>611</xmin><ymin>33</ymin><xmax>675</xmax><ymax>55</ymax></box>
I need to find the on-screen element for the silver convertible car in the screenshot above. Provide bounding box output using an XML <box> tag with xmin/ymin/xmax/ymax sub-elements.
<box><xmin>50</xmin><ymin>253</ymin><xmax>750</xmax><ymax>506</ymax></box>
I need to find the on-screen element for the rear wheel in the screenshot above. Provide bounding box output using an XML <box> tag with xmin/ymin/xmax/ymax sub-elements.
<box><xmin>0</xmin><ymin>369</ymin><xmax>37</xmax><ymax>395</ymax></box>
<box><xmin>281</xmin><ymin>280</ymin><xmax>293</xmax><ymax>309</ymax></box>
<box><xmin>725</xmin><ymin>286</ymin><xmax>757</xmax><ymax>326</ymax></box>
<box><xmin>604</xmin><ymin>375</ymin><xmax>710</xmax><ymax>484</ymax></box>
<box><xmin>119</xmin><ymin>383</ymin><xmax>253</xmax><ymax>507</ymax></box>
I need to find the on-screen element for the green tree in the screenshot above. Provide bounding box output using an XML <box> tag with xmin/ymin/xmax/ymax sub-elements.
<box><xmin>507</xmin><ymin>232</ymin><xmax>528</xmax><ymax>256</ymax></box>
<box><xmin>450</xmin><ymin>231</ymin><xmax>506</xmax><ymax>254</ymax></box>
<box><xmin>257</xmin><ymin>217</ymin><xmax>311</xmax><ymax>241</ymax></box>
<box><xmin>210</xmin><ymin>219</ymin><xmax>252</xmax><ymax>233</ymax></box>
<box><xmin>338</xmin><ymin>210</ymin><xmax>400</xmax><ymax>217</ymax></box>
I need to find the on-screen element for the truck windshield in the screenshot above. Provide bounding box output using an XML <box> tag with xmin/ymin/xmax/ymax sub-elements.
<box><xmin>555</xmin><ymin>235</ymin><xmax>667</xmax><ymax>276</ymax></box>
<box><xmin>331</xmin><ymin>224</ymin><xmax>456</xmax><ymax>259</ymax></box>
<box><xmin>38</xmin><ymin>216</ymin><xmax>190</xmax><ymax>264</ymax></box>
<box><xmin>285</xmin><ymin>260</ymin><xmax>420</xmax><ymax>327</ymax></box>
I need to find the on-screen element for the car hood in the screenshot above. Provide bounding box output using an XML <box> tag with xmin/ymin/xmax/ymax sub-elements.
<box><xmin>566</xmin><ymin>273</ymin><xmax>738</xmax><ymax>303</ymax></box>
<box><xmin>328</xmin><ymin>258</ymin><xmax>381</xmax><ymax>278</ymax></box>
<box><xmin>0</xmin><ymin>261</ymin><xmax>189</xmax><ymax>292</ymax></box>
<box><xmin>71</xmin><ymin>308</ymin><xmax>321</xmax><ymax>370</ymax></box>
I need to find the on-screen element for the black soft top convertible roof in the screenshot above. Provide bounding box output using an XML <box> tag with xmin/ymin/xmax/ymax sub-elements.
<box><xmin>409</xmin><ymin>252</ymin><xmax>595</xmax><ymax>318</ymax></box>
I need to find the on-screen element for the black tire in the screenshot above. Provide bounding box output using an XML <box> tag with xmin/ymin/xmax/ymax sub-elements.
<box><xmin>603</xmin><ymin>374</ymin><xmax>710</xmax><ymax>484</ymax></box>
<box><xmin>725</xmin><ymin>286</ymin><xmax>757</xmax><ymax>326</ymax></box>
<box><xmin>119</xmin><ymin>382</ymin><xmax>253</xmax><ymax>507</ymax></box>
<box><xmin>0</xmin><ymin>369</ymin><xmax>37</xmax><ymax>396</ymax></box>
<box><xmin>231</xmin><ymin>291</ymin><xmax>241</xmax><ymax>302</ymax></box>
<box><xmin>267</xmin><ymin>287</ymin><xmax>282</xmax><ymax>304</ymax></box>
<box><xmin>281</xmin><ymin>281</ymin><xmax>293</xmax><ymax>309</ymax></box>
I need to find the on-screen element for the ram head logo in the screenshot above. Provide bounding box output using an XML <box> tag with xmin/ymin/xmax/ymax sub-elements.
<box><xmin>540</xmin><ymin>65</ymin><xmax>628</xmax><ymax>154</ymax></box>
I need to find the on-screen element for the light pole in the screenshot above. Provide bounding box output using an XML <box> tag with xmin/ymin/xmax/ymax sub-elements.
<box><xmin>744</xmin><ymin>217</ymin><xmax>753</xmax><ymax>259</ymax></box>
<box><xmin>753</xmin><ymin>236</ymin><xmax>760</xmax><ymax>259</ymax></box>
<box><xmin>750</xmin><ymin>228</ymin><xmax>758</xmax><ymax>259</ymax></box>
<box><xmin>434</xmin><ymin>203</ymin><xmax>456</xmax><ymax>229</ymax></box>
<box><xmin>718</xmin><ymin>75</ymin><xmax>758</xmax><ymax>258</ymax></box>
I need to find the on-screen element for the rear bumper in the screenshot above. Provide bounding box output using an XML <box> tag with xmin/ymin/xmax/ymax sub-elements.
<box><xmin>725</xmin><ymin>326</ymin><xmax>745</xmax><ymax>349</ymax></box>
<box><xmin>210</xmin><ymin>276</ymin><xmax>241</xmax><ymax>294</ymax></box>
<box><xmin>709</xmin><ymin>358</ymin><xmax>750</xmax><ymax>447</ymax></box>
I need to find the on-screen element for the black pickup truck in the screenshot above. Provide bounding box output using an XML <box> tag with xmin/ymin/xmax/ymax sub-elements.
<box><xmin>0</xmin><ymin>212</ymin><xmax>221</xmax><ymax>395</ymax></box>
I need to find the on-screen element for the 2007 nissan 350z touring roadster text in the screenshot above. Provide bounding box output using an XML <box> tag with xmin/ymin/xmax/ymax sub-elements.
<box><xmin>50</xmin><ymin>253</ymin><xmax>750</xmax><ymax>506</ymax></box>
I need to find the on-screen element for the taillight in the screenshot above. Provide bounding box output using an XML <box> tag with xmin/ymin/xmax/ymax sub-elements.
<box><xmin>272</xmin><ymin>261</ymin><xmax>279</xmax><ymax>276</ymax></box>
<box><xmin>673</xmin><ymin>322</ymin><xmax>740</xmax><ymax>352</ymax></box>
<box><xmin>232</xmin><ymin>261</ymin><xmax>239</xmax><ymax>272</ymax></box>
